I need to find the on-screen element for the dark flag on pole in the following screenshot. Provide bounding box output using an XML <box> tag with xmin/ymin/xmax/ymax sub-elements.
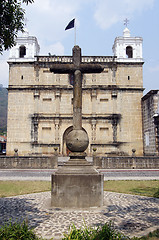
<box><xmin>65</xmin><ymin>18</ymin><xmax>75</xmax><ymax>30</ymax></box>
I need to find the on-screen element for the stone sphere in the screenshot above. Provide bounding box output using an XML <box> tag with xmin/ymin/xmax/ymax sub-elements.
<box><xmin>66</xmin><ymin>129</ymin><xmax>89</xmax><ymax>152</ymax></box>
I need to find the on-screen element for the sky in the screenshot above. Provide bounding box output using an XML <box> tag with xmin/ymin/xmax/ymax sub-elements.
<box><xmin>0</xmin><ymin>0</ymin><xmax>159</xmax><ymax>94</ymax></box>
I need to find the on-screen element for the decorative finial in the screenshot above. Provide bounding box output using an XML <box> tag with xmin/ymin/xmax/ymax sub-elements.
<box><xmin>124</xmin><ymin>18</ymin><xmax>129</xmax><ymax>27</ymax></box>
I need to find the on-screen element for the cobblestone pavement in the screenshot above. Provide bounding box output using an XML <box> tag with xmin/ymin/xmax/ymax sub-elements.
<box><xmin>0</xmin><ymin>192</ymin><xmax>159</xmax><ymax>239</ymax></box>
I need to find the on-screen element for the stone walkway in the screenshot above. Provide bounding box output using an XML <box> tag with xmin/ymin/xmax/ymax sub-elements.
<box><xmin>0</xmin><ymin>191</ymin><xmax>159</xmax><ymax>239</ymax></box>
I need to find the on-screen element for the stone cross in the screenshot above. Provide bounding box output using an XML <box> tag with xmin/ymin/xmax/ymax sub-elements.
<box><xmin>50</xmin><ymin>45</ymin><xmax>103</xmax><ymax>153</ymax></box>
<box><xmin>124</xmin><ymin>18</ymin><xmax>129</xmax><ymax>27</ymax></box>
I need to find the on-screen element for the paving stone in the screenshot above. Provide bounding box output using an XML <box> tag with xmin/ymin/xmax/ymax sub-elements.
<box><xmin>0</xmin><ymin>191</ymin><xmax>159</xmax><ymax>239</ymax></box>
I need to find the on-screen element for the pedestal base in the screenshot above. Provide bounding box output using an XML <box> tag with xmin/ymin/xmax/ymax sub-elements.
<box><xmin>51</xmin><ymin>153</ymin><xmax>103</xmax><ymax>208</ymax></box>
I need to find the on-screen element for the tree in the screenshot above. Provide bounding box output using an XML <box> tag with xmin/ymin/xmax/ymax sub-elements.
<box><xmin>0</xmin><ymin>0</ymin><xmax>34</xmax><ymax>54</ymax></box>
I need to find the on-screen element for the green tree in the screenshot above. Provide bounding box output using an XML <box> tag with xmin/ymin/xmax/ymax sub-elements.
<box><xmin>0</xmin><ymin>0</ymin><xmax>34</xmax><ymax>54</ymax></box>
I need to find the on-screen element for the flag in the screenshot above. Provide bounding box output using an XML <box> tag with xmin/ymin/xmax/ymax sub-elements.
<box><xmin>65</xmin><ymin>18</ymin><xmax>75</xmax><ymax>30</ymax></box>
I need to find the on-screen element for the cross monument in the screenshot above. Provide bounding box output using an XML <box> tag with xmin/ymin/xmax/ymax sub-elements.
<box><xmin>50</xmin><ymin>45</ymin><xmax>103</xmax><ymax>154</ymax></box>
<box><xmin>50</xmin><ymin>46</ymin><xmax>104</xmax><ymax>208</ymax></box>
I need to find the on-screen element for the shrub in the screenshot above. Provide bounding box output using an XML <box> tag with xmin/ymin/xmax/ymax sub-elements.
<box><xmin>93</xmin><ymin>222</ymin><xmax>128</xmax><ymax>240</ymax></box>
<box><xmin>63</xmin><ymin>222</ymin><xmax>129</xmax><ymax>240</ymax></box>
<box><xmin>0</xmin><ymin>220</ymin><xmax>40</xmax><ymax>240</ymax></box>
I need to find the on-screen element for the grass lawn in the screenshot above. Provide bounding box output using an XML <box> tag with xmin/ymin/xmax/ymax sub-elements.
<box><xmin>0</xmin><ymin>181</ymin><xmax>51</xmax><ymax>197</ymax></box>
<box><xmin>0</xmin><ymin>180</ymin><xmax>158</xmax><ymax>198</ymax></box>
<box><xmin>104</xmin><ymin>180</ymin><xmax>159</xmax><ymax>197</ymax></box>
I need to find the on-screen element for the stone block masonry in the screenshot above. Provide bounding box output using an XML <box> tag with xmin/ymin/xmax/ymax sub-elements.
<box><xmin>0</xmin><ymin>155</ymin><xmax>58</xmax><ymax>169</ymax></box>
<box><xmin>93</xmin><ymin>156</ymin><xmax>159</xmax><ymax>169</ymax></box>
<box><xmin>7</xmin><ymin>27</ymin><xmax>144</xmax><ymax>157</ymax></box>
<box><xmin>0</xmin><ymin>155</ymin><xmax>158</xmax><ymax>169</ymax></box>
<box><xmin>51</xmin><ymin>173</ymin><xmax>103</xmax><ymax>208</ymax></box>
<box><xmin>7</xmin><ymin>63</ymin><xmax>144</xmax><ymax>157</ymax></box>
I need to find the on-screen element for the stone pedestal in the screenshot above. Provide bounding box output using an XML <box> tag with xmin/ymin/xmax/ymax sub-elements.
<box><xmin>51</xmin><ymin>153</ymin><xmax>103</xmax><ymax>208</ymax></box>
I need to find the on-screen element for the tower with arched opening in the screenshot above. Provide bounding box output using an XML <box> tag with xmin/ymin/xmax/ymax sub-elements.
<box><xmin>112</xmin><ymin>27</ymin><xmax>143</xmax><ymax>61</ymax></box>
<box><xmin>8</xmin><ymin>28</ymin><xmax>40</xmax><ymax>61</ymax></box>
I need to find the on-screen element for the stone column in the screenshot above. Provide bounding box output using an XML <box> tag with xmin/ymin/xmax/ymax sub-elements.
<box><xmin>34</xmin><ymin>64</ymin><xmax>39</xmax><ymax>82</ymax></box>
<box><xmin>55</xmin><ymin>88</ymin><xmax>60</xmax><ymax>117</ymax></box>
<box><xmin>112</xmin><ymin>90</ymin><xmax>117</xmax><ymax>113</ymax></box>
<box><xmin>33</xmin><ymin>90</ymin><xmax>40</xmax><ymax>114</ymax></box>
<box><xmin>32</xmin><ymin>114</ymin><xmax>39</xmax><ymax>143</ymax></box>
<box><xmin>112</xmin><ymin>63</ymin><xmax>117</xmax><ymax>84</ymax></box>
<box><xmin>91</xmin><ymin>89</ymin><xmax>97</xmax><ymax>116</ymax></box>
<box><xmin>112</xmin><ymin>117</ymin><xmax>117</xmax><ymax>142</ymax></box>
<box><xmin>73</xmin><ymin>70</ymin><xmax>82</xmax><ymax>130</ymax></box>
<box><xmin>91</xmin><ymin>119</ymin><xmax>96</xmax><ymax>141</ymax></box>
<box><xmin>55</xmin><ymin>119</ymin><xmax>60</xmax><ymax>142</ymax></box>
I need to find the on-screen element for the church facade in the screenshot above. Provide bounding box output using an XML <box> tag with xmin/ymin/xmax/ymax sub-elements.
<box><xmin>7</xmin><ymin>27</ymin><xmax>144</xmax><ymax>156</ymax></box>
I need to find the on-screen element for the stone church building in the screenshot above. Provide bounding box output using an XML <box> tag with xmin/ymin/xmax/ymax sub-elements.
<box><xmin>7</xmin><ymin>27</ymin><xmax>144</xmax><ymax>156</ymax></box>
<box><xmin>142</xmin><ymin>90</ymin><xmax>159</xmax><ymax>155</ymax></box>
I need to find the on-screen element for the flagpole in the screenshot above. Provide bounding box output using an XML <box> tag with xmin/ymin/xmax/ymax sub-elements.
<box><xmin>65</xmin><ymin>18</ymin><xmax>76</xmax><ymax>46</ymax></box>
<box><xmin>74</xmin><ymin>18</ymin><xmax>76</xmax><ymax>46</ymax></box>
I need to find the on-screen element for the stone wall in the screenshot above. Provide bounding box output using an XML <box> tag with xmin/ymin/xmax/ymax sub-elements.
<box><xmin>0</xmin><ymin>155</ymin><xmax>58</xmax><ymax>169</ymax></box>
<box><xmin>0</xmin><ymin>155</ymin><xmax>158</xmax><ymax>169</ymax></box>
<box><xmin>7</xmin><ymin>60</ymin><xmax>144</xmax><ymax>157</ymax></box>
<box><xmin>93</xmin><ymin>156</ymin><xmax>159</xmax><ymax>169</ymax></box>
<box><xmin>142</xmin><ymin>90</ymin><xmax>159</xmax><ymax>155</ymax></box>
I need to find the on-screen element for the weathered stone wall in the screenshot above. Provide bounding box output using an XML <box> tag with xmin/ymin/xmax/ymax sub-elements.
<box><xmin>7</xmin><ymin>89</ymin><xmax>34</xmax><ymax>156</ymax></box>
<box><xmin>142</xmin><ymin>90</ymin><xmax>159</xmax><ymax>155</ymax></box>
<box><xmin>0</xmin><ymin>155</ymin><xmax>158</xmax><ymax>169</ymax></box>
<box><xmin>93</xmin><ymin>156</ymin><xmax>159</xmax><ymax>169</ymax></box>
<box><xmin>0</xmin><ymin>155</ymin><xmax>58</xmax><ymax>169</ymax></box>
<box><xmin>7</xmin><ymin>58</ymin><xmax>144</xmax><ymax>157</ymax></box>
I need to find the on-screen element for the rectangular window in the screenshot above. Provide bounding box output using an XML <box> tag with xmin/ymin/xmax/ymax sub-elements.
<box><xmin>43</xmin><ymin>98</ymin><xmax>52</xmax><ymax>101</ymax></box>
<box><xmin>100</xmin><ymin>98</ymin><xmax>108</xmax><ymax>102</ymax></box>
<box><xmin>42</xmin><ymin>127</ymin><xmax>51</xmax><ymax>130</ymax></box>
<box><xmin>100</xmin><ymin>127</ymin><xmax>109</xmax><ymax>131</ymax></box>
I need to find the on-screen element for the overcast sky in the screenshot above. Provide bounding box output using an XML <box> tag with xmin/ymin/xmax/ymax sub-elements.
<box><xmin>0</xmin><ymin>0</ymin><xmax>159</xmax><ymax>94</ymax></box>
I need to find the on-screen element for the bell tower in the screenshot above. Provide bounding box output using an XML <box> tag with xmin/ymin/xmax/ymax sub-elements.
<box><xmin>8</xmin><ymin>28</ymin><xmax>40</xmax><ymax>62</ymax></box>
<box><xmin>112</xmin><ymin>27</ymin><xmax>143</xmax><ymax>62</ymax></box>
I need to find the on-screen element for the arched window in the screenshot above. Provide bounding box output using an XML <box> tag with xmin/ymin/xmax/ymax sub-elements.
<box><xmin>19</xmin><ymin>45</ymin><xmax>26</xmax><ymax>58</ymax></box>
<box><xmin>126</xmin><ymin>46</ymin><xmax>133</xmax><ymax>58</ymax></box>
